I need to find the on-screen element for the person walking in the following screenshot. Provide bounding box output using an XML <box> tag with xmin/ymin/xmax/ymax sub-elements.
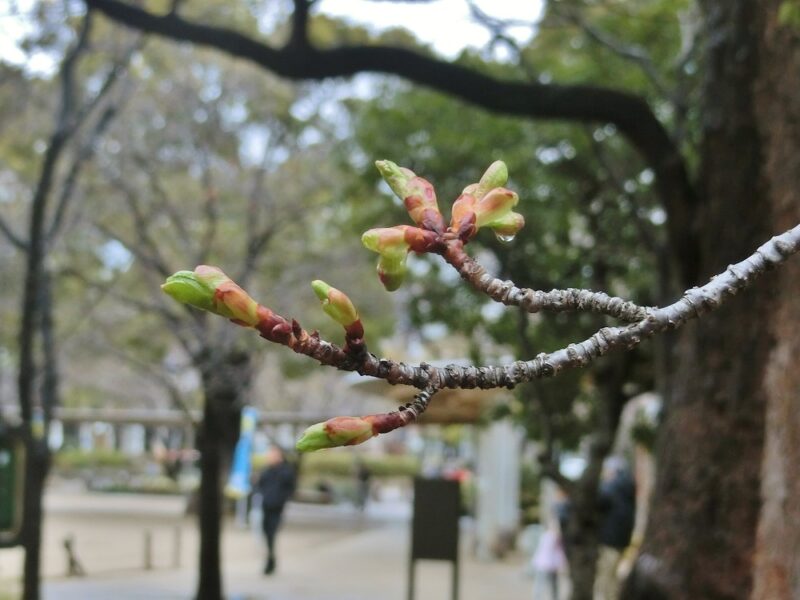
<box><xmin>531</xmin><ymin>522</ymin><xmax>567</xmax><ymax>600</ymax></box>
<box><xmin>354</xmin><ymin>459</ymin><xmax>372</xmax><ymax>512</ymax></box>
<box><xmin>595</xmin><ymin>457</ymin><xmax>636</xmax><ymax>600</ymax></box>
<box><xmin>256</xmin><ymin>446</ymin><xmax>297</xmax><ymax>575</ymax></box>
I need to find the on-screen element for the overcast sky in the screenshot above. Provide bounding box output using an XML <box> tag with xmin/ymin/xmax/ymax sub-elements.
<box><xmin>318</xmin><ymin>0</ymin><xmax>543</xmax><ymax>57</ymax></box>
<box><xmin>0</xmin><ymin>0</ymin><xmax>544</xmax><ymax>73</ymax></box>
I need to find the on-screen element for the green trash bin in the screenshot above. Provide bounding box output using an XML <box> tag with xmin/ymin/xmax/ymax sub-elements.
<box><xmin>0</xmin><ymin>428</ymin><xmax>25</xmax><ymax>547</ymax></box>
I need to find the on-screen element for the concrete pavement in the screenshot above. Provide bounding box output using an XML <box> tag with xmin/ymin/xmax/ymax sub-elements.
<box><xmin>0</xmin><ymin>488</ymin><xmax>536</xmax><ymax>599</ymax></box>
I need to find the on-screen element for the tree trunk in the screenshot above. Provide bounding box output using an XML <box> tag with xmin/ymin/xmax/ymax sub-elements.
<box><xmin>21</xmin><ymin>272</ymin><xmax>59</xmax><ymax>600</ymax></box>
<box><xmin>21</xmin><ymin>441</ymin><xmax>49</xmax><ymax>600</ymax></box>
<box><xmin>196</xmin><ymin>406</ymin><xmax>224</xmax><ymax>600</ymax></box>
<box><xmin>751</xmin><ymin>4</ymin><xmax>800</xmax><ymax>599</ymax></box>
<box><xmin>195</xmin><ymin>350</ymin><xmax>251</xmax><ymax>600</ymax></box>
<box><xmin>563</xmin><ymin>502</ymin><xmax>600</xmax><ymax>600</ymax></box>
<box><xmin>624</xmin><ymin>2</ymin><xmax>798</xmax><ymax>598</ymax></box>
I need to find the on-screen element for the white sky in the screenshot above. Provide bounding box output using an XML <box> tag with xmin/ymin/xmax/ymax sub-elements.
<box><xmin>318</xmin><ymin>0</ymin><xmax>543</xmax><ymax>58</ymax></box>
<box><xmin>0</xmin><ymin>0</ymin><xmax>543</xmax><ymax>74</ymax></box>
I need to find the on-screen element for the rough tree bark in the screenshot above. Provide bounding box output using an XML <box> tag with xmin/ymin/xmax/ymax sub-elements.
<box><xmin>625</xmin><ymin>2</ymin><xmax>799</xmax><ymax>599</ymax></box>
<box><xmin>751</xmin><ymin>3</ymin><xmax>800</xmax><ymax>599</ymax></box>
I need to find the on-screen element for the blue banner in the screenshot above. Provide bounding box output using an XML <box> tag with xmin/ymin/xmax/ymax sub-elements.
<box><xmin>225</xmin><ymin>406</ymin><xmax>258</xmax><ymax>499</ymax></box>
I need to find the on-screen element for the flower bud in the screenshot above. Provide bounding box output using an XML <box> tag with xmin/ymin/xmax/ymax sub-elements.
<box><xmin>311</xmin><ymin>280</ymin><xmax>359</xmax><ymax>327</ymax></box>
<box><xmin>476</xmin><ymin>160</ymin><xmax>508</xmax><ymax>198</ymax></box>
<box><xmin>375</xmin><ymin>160</ymin><xmax>444</xmax><ymax>231</ymax></box>
<box><xmin>362</xmin><ymin>227</ymin><xmax>411</xmax><ymax>291</ymax></box>
<box><xmin>460</xmin><ymin>160</ymin><xmax>508</xmax><ymax>200</ymax></box>
<box><xmin>295</xmin><ymin>416</ymin><xmax>376</xmax><ymax>452</ymax></box>
<box><xmin>473</xmin><ymin>187</ymin><xmax>518</xmax><ymax>229</ymax></box>
<box><xmin>449</xmin><ymin>192</ymin><xmax>477</xmax><ymax>232</ymax></box>
<box><xmin>162</xmin><ymin>265</ymin><xmax>260</xmax><ymax>326</ymax></box>
<box><xmin>488</xmin><ymin>212</ymin><xmax>525</xmax><ymax>238</ymax></box>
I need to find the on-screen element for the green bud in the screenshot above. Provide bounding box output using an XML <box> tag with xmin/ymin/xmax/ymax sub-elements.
<box><xmin>486</xmin><ymin>211</ymin><xmax>525</xmax><ymax>237</ymax></box>
<box><xmin>295</xmin><ymin>422</ymin><xmax>331</xmax><ymax>452</ymax></box>
<box><xmin>466</xmin><ymin>160</ymin><xmax>509</xmax><ymax>201</ymax></box>
<box><xmin>475</xmin><ymin>188</ymin><xmax>519</xmax><ymax>228</ymax></box>
<box><xmin>311</xmin><ymin>280</ymin><xmax>359</xmax><ymax>327</ymax></box>
<box><xmin>375</xmin><ymin>160</ymin><xmax>415</xmax><ymax>199</ymax></box>
<box><xmin>377</xmin><ymin>254</ymin><xmax>408</xmax><ymax>292</ymax></box>
<box><xmin>161</xmin><ymin>269</ymin><xmax>221</xmax><ymax>312</ymax></box>
<box><xmin>296</xmin><ymin>416</ymin><xmax>376</xmax><ymax>452</ymax></box>
<box><xmin>162</xmin><ymin>265</ymin><xmax>260</xmax><ymax>326</ymax></box>
<box><xmin>362</xmin><ymin>227</ymin><xmax>411</xmax><ymax>292</ymax></box>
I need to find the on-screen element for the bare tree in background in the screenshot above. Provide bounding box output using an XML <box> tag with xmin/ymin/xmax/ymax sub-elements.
<box><xmin>0</xmin><ymin>9</ymin><xmax>137</xmax><ymax>599</ymax></box>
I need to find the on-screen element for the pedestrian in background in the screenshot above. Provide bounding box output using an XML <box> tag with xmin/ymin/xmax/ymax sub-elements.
<box><xmin>256</xmin><ymin>446</ymin><xmax>297</xmax><ymax>575</ymax></box>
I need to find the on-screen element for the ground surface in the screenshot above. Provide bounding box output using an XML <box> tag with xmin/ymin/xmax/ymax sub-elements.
<box><xmin>0</xmin><ymin>485</ymin><xmax>538</xmax><ymax>599</ymax></box>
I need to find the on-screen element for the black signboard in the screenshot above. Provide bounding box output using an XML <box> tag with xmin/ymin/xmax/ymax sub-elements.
<box><xmin>0</xmin><ymin>426</ymin><xmax>25</xmax><ymax>548</ymax></box>
<box><xmin>408</xmin><ymin>477</ymin><xmax>460</xmax><ymax>600</ymax></box>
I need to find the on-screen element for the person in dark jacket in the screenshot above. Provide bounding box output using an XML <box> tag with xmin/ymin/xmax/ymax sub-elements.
<box><xmin>256</xmin><ymin>446</ymin><xmax>297</xmax><ymax>575</ymax></box>
<box><xmin>595</xmin><ymin>456</ymin><xmax>636</xmax><ymax>599</ymax></box>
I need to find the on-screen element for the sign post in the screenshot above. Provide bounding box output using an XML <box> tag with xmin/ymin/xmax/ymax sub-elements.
<box><xmin>408</xmin><ymin>477</ymin><xmax>460</xmax><ymax>600</ymax></box>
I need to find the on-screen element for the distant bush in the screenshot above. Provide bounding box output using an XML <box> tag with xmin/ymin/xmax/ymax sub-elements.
<box><xmin>90</xmin><ymin>475</ymin><xmax>183</xmax><ymax>495</ymax></box>
<box><xmin>299</xmin><ymin>451</ymin><xmax>420</xmax><ymax>478</ymax></box>
<box><xmin>54</xmin><ymin>448</ymin><xmax>137</xmax><ymax>471</ymax></box>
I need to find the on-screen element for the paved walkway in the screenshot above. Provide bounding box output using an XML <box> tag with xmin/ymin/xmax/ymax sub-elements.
<box><xmin>0</xmin><ymin>489</ymin><xmax>536</xmax><ymax>599</ymax></box>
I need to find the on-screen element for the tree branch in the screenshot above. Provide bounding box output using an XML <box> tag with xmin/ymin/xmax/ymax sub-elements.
<box><xmin>289</xmin><ymin>0</ymin><xmax>311</xmax><ymax>48</ymax></box>
<box><xmin>131</xmin><ymin>152</ymin><xmax>195</xmax><ymax>259</ymax></box>
<box><xmin>46</xmin><ymin>104</ymin><xmax>118</xmax><ymax>243</ymax></box>
<box><xmin>47</xmin><ymin>37</ymin><xmax>142</xmax><ymax>242</ymax></box>
<box><xmin>553</xmin><ymin>4</ymin><xmax>671</xmax><ymax>99</ymax></box>
<box><xmin>84</xmin><ymin>0</ymin><xmax>699</xmax><ymax>283</ymax></box>
<box><xmin>442</xmin><ymin>243</ymin><xmax>649</xmax><ymax>321</ymax></box>
<box><xmin>91</xmin><ymin>339</ymin><xmax>198</xmax><ymax>426</ymax></box>
<box><xmin>0</xmin><ymin>216</ymin><xmax>27</xmax><ymax>250</ymax></box>
<box><xmin>63</xmin><ymin>266</ymin><xmax>200</xmax><ymax>356</ymax></box>
<box><xmin>18</xmin><ymin>12</ymin><xmax>94</xmax><ymax>424</ymax></box>
<box><xmin>172</xmin><ymin>224</ymin><xmax>800</xmax><ymax>394</ymax></box>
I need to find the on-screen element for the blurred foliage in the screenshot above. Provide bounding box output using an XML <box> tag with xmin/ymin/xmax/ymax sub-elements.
<box><xmin>520</xmin><ymin>462</ymin><xmax>542</xmax><ymax>524</ymax></box>
<box><xmin>779</xmin><ymin>0</ymin><xmax>800</xmax><ymax>29</ymax></box>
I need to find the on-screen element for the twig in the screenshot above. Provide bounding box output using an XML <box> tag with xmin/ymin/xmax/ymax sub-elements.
<box><xmin>442</xmin><ymin>242</ymin><xmax>649</xmax><ymax>321</ymax></box>
<box><xmin>180</xmin><ymin>224</ymin><xmax>800</xmax><ymax>393</ymax></box>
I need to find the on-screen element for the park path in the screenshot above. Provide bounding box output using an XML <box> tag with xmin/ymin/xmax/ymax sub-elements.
<box><xmin>0</xmin><ymin>487</ymin><xmax>536</xmax><ymax>599</ymax></box>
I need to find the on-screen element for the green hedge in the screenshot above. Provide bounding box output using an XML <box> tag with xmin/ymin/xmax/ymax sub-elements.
<box><xmin>299</xmin><ymin>451</ymin><xmax>420</xmax><ymax>478</ymax></box>
<box><xmin>54</xmin><ymin>448</ymin><xmax>137</xmax><ymax>471</ymax></box>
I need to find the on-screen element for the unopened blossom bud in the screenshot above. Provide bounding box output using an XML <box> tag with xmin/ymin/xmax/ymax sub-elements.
<box><xmin>475</xmin><ymin>187</ymin><xmax>520</xmax><ymax>229</ymax></box>
<box><xmin>450</xmin><ymin>193</ymin><xmax>477</xmax><ymax>233</ymax></box>
<box><xmin>460</xmin><ymin>160</ymin><xmax>509</xmax><ymax>200</ymax></box>
<box><xmin>296</xmin><ymin>416</ymin><xmax>376</xmax><ymax>452</ymax></box>
<box><xmin>375</xmin><ymin>160</ymin><xmax>445</xmax><ymax>231</ymax></box>
<box><xmin>362</xmin><ymin>227</ymin><xmax>411</xmax><ymax>291</ymax></box>
<box><xmin>475</xmin><ymin>160</ymin><xmax>508</xmax><ymax>199</ymax></box>
<box><xmin>488</xmin><ymin>211</ymin><xmax>525</xmax><ymax>239</ymax></box>
<box><xmin>311</xmin><ymin>280</ymin><xmax>359</xmax><ymax>327</ymax></box>
<box><xmin>162</xmin><ymin>265</ymin><xmax>260</xmax><ymax>326</ymax></box>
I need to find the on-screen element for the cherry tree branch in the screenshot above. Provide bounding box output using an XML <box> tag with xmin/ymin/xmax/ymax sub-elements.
<box><xmin>160</xmin><ymin>154</ymin><xmax>799</xmax><ymax>450</ymax></box>
<box><xmin>166</xmin><ymin>224</ymin><xmax>800</xmax><ymax>393</ymax></box>
<box><xmin>441</xmin><ymin>241</ymin><xmax>649</xmax><ymax>321</ymax></box>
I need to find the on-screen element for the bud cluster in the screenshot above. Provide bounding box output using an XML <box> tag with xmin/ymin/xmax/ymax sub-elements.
<box><xmin>363</xmin><ymin>160</ymin><xmax>525</xmax><ymax>291</ymax></box>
